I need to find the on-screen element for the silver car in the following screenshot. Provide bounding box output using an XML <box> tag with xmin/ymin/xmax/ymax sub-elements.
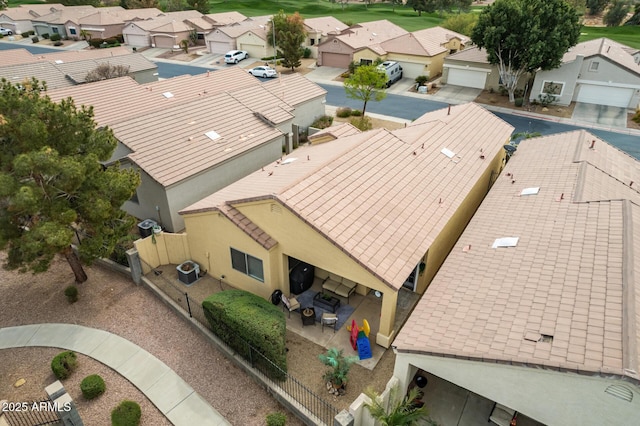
<box><xmin>248</xmin><ymin>66</ymin><xmax>277</xmax><ymax>78</ymax></box>
<box><xmin>224</xmin><ymin>50</ymin><xmax>248</xmax><ymax>64</ymax></box>
<box><xmin>0</xmin><ymin>28</ymin><xmax>13</xmax><ymax>36</ymax></box>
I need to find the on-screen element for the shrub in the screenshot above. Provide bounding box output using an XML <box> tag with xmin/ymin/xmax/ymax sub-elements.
<box><xmin>51</xmin><ymin>351</ymin><xmax>77</xmax><ymax>380</ymax></box>
<box><xmin>415</xmin><ymin>75</ymin><xmax>429</xmax><ymax>87</ymax></box>
<box><xmin>350</xmin><ymin>109</ymin><xmax>362</xmax><ymax>117</ymax></box>
<box><xmin>340</xmin><ymin>71</ymin><xmax>351</xmax><ymax>79</ymax></box>
<box><xmin>23</xmin><ymin>32</ymin><xmax>30</xmax><ymax>38</ymax></box>
<box><xmin>632</xmin><ymin>108</ymin><xmax>640</xmax><ymax>124</ymax></box>
<box><xmin>336</xmin><ymin>107</ymin><xmax>352</xmax><ymax>118</ymax></box>
<box><xmin>50</xmin><ymin>33</ymin><xmax>61</xmax><ymax>42</ymax></box>
<box><xmin>514</xmin><ymin>97</ymin><xmax>524</xmax><ymax>107</ymax></box>
<box><xmin>311</xmin><ymin>115</ymin><xmax>333</xmax><ymax>129</ymax></box>
<box><xmin>111</xmin><ymin>400</ymin><xmax>141</xmax><ymax>426</ymax></box>
<box><xmin>31</xmin><ymin>36</ymin><xmax>39</xmax><ymax>43</ymax></box>
<box><xmin>81</xmin><ymin>374</ymin><xmax>106</xmax><ymax>400</ymax></box>
<box><xmin>64</xmin><ymin>285</ymin><xmax>78</xmax><ymax>303</ymax></box>
<box><xmin>42</xmin><ymin>33</ymin><xmax>49</xmax><ymax>39</ymax></box>
<box><xmin>537</xmin><ymin>92</ymin><xmax>556</xmax><ymax>107</ymax></box>
<box><xmin>303</xmin><ymin>47</ymin><xmax>311</xmax><ymax>59</ymax></box>
<box><xmin>202</xmin><ymin>290</ymin><xmax>287</xmax><ymax>380</ymax></box>
<box><xmin>350</xmin><ymin>116</ymin><xmax>372</xmax><ymax>131</ymax></box>
<box><xmin>0</xmin><ymin>34</ymin><xmax>3</xmax><ymax>39</ymax></box>
<box><xmin>266</xmin><ymin>412</ymin><xmax>286</xmax><ymax>426</ymax></box>
<box><xmin>54</xmin><ymin>41</ymin><xmax>63</xmax><ymax>46</ymax></box>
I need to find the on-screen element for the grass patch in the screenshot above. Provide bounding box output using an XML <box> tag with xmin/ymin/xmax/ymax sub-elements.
<box><xmin>579</xmin><ymin>26</ymin><xmax>640</xmax><ymax>49</ymax></box>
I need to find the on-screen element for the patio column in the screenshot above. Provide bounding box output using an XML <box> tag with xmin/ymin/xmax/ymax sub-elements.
<box><xmin>376</xmin><ymin>290</ymin><xmax>397</xmax><ymax>348</ymax></box>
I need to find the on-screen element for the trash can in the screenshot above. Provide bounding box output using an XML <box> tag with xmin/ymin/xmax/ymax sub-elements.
<box><xmin>138</xmin><ymin>219</ymin><xmax>157</xmax><ymax>238</ymax></box>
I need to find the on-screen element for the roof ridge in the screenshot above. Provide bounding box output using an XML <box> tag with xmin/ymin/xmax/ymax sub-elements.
<box><xmin>621</xmin><ymin>199</ymin><xmax>639</xmax><ymax>381</ymax></box>
<box><xmin>219</xmin><ymin>204</ymin><xmax>278</xmax><ymax>250</ymax></box>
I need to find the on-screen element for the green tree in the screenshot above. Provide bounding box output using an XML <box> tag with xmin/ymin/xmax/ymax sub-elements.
<box><xmin>269</xmin><ymin>11</ymin><xmax>306</xmax><ymax>71</ymax></box>
<box><xmin>406</xmin><ymin>0</ymin><xmax>432</xmax><ymax>16</ymax></box>
<box><xmin>389</xmin><ymin>0</ymin><xmax>403</xmax><ymax>12</ymax></box>
<box><xmin>604</xmin><ymin>0</ymin><xmax>629</xmax><ymax>26</ymax></box>
<box><xmin>0</xmin><ymin>79</ymin><xmax>140</xmax><ymax>283</ymax></box>
<box><xmin>124</xmin><ymin>0</ymin><xmax>160</xmax><ymax>9</ymax></box>
<box><xmin>441</xmin><ymin>12</ymin><xmax>478</xmax><ymax>36</ymax></box>
<box><xmin>625</xmin><ymin>3</ymin><xmax>640</xmax><ymax>25</ymax></box>
<box><xmin>364</xmin><ymin>385</ymin><xmax>428</xmax><ymax>426</ymax></box>
<box><xmin>186</xmin><ymin>0</ymin><xmax>209</xmax><ymax>14</ymax></box>
<box><xmin>587</xmin><ymin>0</ymin><xmax>609</xmax><ymax>15</ymax></box>
<box><xmin>471</xmin><ymin>0</ymin><xmax>580</xmax><ymax>103</ymax></box>
<box><xmin>343</xmin><ymin>65</ymin><xmax>387</xmax><ymax>115</ymax></box>
<box><xmin>0</xmin><ymin>0</ymin><xmax>7</xmax><ymax>11</ymax></box>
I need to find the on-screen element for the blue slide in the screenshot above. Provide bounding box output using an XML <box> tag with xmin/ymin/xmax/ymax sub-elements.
<box><xmin>357</xmin><ymin>331</ymin><xmax>372</xmax><ymax>360</ymax></box>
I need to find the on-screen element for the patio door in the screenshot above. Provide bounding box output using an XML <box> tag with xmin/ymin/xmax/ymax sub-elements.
<box><xmin>403</xmin><ymin>264</ymin><xmax>419</xmax><ymax>292</ymax></box>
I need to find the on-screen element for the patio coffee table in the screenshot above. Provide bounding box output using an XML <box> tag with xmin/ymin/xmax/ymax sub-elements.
<box><xmin>313</xmin><ymin>292</ymin><xmax>340</xmax><ymax>313</ymax></box>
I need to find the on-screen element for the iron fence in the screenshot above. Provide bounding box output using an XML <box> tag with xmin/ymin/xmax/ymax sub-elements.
<box><xmin>139</xmin><ymin>259</ymin><xmax>340</xmax><ymax>425</ymax></box>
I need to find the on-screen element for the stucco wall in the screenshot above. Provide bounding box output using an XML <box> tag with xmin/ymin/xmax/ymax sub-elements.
<box><xmin>237</xmin><ymin>31</ymin><xmax>268</xmax><ymax>59</ymax></box>
<box><xmin>134</xmin><ymin>231</ymin><xmax>191</xmax><ymax>273</ymax></box>
<box><xmin>290</xmin><ymin>97</ymin><xmax>326</xmax><ymax>130</ymax></box>
<box><xmin>123</xmin><ymin>168</ymin><xmax>170</xmax><ymax>232</ymax></box>
<box><xmin>353</xmin><ymin>48</ymin><xmax>385</xmax><ymax>65</ymax></box>
<box><xmin>530</xmin><ymin>56</ymin><xmax>582</xmax><ymax>106</ymax></box>
<box><xmin>317</xmin><ymin>38</ymin><xmax>354</xmax><ymax>66</ymax></box>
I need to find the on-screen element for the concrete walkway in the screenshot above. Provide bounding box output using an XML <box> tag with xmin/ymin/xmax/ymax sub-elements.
<box><xmin>0</xmin><ymin>324</ymin><xmax>230</xmax><ymax>426</ymax></box>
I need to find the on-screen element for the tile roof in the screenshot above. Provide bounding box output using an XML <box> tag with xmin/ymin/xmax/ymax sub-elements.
<box><xmin>124</xmin><ymin>10</ymin><xmax>203</xmax><ymax>31</ymax></box>
<box><xmin>563</xmin><ymin>38</ymin><xmax>640</xmax><ymax>76</ymax></box>
<box><xmin>109</xmin><ymin>91</ymin><xmax>284</xmax><ymax>187</ymax></box>
<box><xmin>262</xmin><ymin>73</ymin><xmax>327</xmax><ymax>106</ymax></box>
<box><xmin>0</xmin><ymin>46</ymin><xmax>133</xmax><ymax>67</ymax></box>
<box><xmin>33</xmin><ymin>5</ymin><xmax>97</xmax><ymax>24</ymax></box>
<box><xmin>327</xmin><ymin>19</ymin><xmax>407</xmax><ymax>50</ymax></box>
<box><xmin>203</xmin><ymin>11</ymin><xmax>248</xmax><ymax>25</ymax></box>
<box><xmin>308</xmin><ymin>122</ymin><xmax>361</xmax><ymax>143</ymax></box>
<box><xmin>0</xmin><ymin>62</ymin><xmax>73</xmax><ymax>89</ymax></box>
<box><xmin>182</xmin><ymin>103</ymin><xmax>513</xmax><ymax>291</ymax></box>
<box><xmin>1</xmin><ymin>5</ymin><xmax>61</xmax><ymax>20</ymax></box>
<box><xmin>219</xmin><ymin>204</ymin><xmax>278</xmax><ymax>250</ymax></box>
<box><xmin>382</xmin><ymin>26</ymin><xmax>470</xmax><ymax>57</ymax></box>
<box><xmin>393</xmin><ymin>130</ymin><xmax>640</xmax><ymax>383</ymax></box>
<box><xmin>230</xmin><ymin>84</ymin><xmax>295</xmax><ymax>126</ymax></box>
<box><xmin>54</xmin><ymin>54</ymin><xmax>157</xmax><ymax>84</ymax></box>
<box><xmin>304</xmin><ymin>16</ymin><xmax>348</xmax><ymax>35</ymax></box>
<box><xmin>213</xmin><ymin>15</ymin><xmax>271</xmax><ymax>39</ymax></box>
<box><xmin>445</xmin><ymin>46</ymin><xmax>490</xmax><ymax>64</ymax></box>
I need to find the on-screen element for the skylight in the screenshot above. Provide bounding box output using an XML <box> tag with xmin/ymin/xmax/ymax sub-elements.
<box><xmin>162</xmin><ymin>92</ymin><xmax>174</xmax><ymax>98</ymax></box>
<box><xmin>521</xmin><ymin>187</ymin><xmax>540</xmax><ymax>196</ymax></box>
<box><xmin>54</xmin><ymin>60</ymin><xmax>64</xmax><ymax>64</ymax></box>
<box><xmin>281</xmin><ymin>158</ymin><xmax>297</xmax><ymax>165</ymax></box>
<box><xmin>441</xmin><ymin>148</ymin><xmax>455</xmax><ymax>159</ymax></box>
<box><xmin>205</xmin><ymin>130</ymin><xmax>220</xmax><ymax>141</ymax></box>
<box><xmin>492</xmin><ymin>237</ymin><xmax>519</xmax><ymax>249</ymax></box>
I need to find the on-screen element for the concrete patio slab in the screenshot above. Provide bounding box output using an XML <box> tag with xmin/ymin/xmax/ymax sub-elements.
<box><xmin>571</xmin><ymin>102</ymin><xmax>627</xmax><ymax>128</ymax></box>
<box><xmin>145</xmin><ymin>369</ymin><xmax>195</xmax><ymax>414</ymax></box>
<box><xmin>166</xmin><ymin>392</ymin><xmax>231</xmax><ymax>426</ymax></box>
<box><xmin>89</xmin><ymin>333</ymin><xmax>141</xmax><ymax>369</ymax></box>
<box><xmin>117</xmin><ymin>350</ymin><xmax>171</xmax><ymax>392</ymax></box>
<box><xmin>0</xmin><ymin>324</ymin><xmax>40</xmax><ymax>348</ymax></box>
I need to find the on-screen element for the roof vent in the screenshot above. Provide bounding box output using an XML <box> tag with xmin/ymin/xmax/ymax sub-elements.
<box><xmin>281</xmin><ymin>158</ymin><xmax>297</xmax><ymax>165</ymax></box>
<box><xmin>520</xmin><ymin>187</ymin><xmax>540</xmax><ymax>196</ymax></box>
<box><xmin>205</xmin><ymin>130</ymin><xmax>220</xmax><ymax>141</ymax></box>
<box><xmin>54</xmin><ymin>59</ymin><xmax>64</xmax><ymax>64</ymax></box>
<box><xmin>605</xmin><ymin>384</ymin><xmax>634</xmax><ymax>402</ymax></box>
<box><xmin>441</xmin><ymin>148</ymin><xmax>455</xmax><ymax>159</ymax></box>
<box><xmin>162</xmin><ymin>92</ymin><xmax>174</xmax><ymax>98</ymax></box>
<box><xmin>492</xmin><ymin>237</ymin><xmax>519</xmax><ymax>249</ymax></box>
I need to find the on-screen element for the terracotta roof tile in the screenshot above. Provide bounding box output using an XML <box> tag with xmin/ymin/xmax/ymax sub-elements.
<box><xmin>394</xmin><ymin>129</ymin><xmax>640</xmax><ymax>383</ymax></box>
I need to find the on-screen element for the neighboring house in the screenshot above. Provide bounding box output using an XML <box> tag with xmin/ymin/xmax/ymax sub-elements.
<box><xmin>392</xmin><ymin>130</ymin><xmax>640</xmax><ymax>425</ymax></box>
<box><xmin>47</xmin><ymin>68</ymin><xmax>327</xmax><ymax>231</ymax></box>
<box><xmin>122</xmin><ymin>10</ymin><xmax>203</xmax><ymax>48</ymax></box>
<box><xmin>184</xmin><ymin>11</ymin><xmax>248</xmax><ymax>43</ymax></box>
<box><xmin>76</xmin><ymin>7</ymin><xmax>162</xmax><ymax>40</ymax></box>
<box><xmin>176</xmin><ymin>103</ymin><xmax>513</xmax><ymax>348</ymax></box>
<box><xmin>316</xmin><ymin>19</ymin><xmax>407</xmax><ymax>68</ymax></box>
<box><xmin>31</xmin><ymin>5</ymin><xmax>100</xmax><ymax>38</ymax></box>
<box><xmin>530</xmin><ymin>38</ymin><xmax>640</xmax><ymax>108</ymax></box>
<box><xmin>380</xmin><ymin>26</ymin><xmax>470</xmax><ymax>79</ymax></box>
<box><xmin>303</xmin><ymin>16</ymin><xmax>348</xmax><ymax>59</ymax></box>
<box><xmin>205</xmin><ymin>16</ymin><xmax>271</xmax><ymax>57</ymax></box>
<box><xmin>0</xmin><ymin>47</ymin><xmax>158</xmax><ymax>86</ymax></box>
<box><xmin>0</xmin><ymin>3</ymin><xmax>65</xmax><ymax>34</ymax></box>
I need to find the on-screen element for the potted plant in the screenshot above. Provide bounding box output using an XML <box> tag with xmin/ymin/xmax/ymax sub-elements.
<box><xmin>176</xmin><ymin>260</ymin><xmax>199</xmax><ymax>285</ymax></box>
<box><xmin>318</xmin><ymin>348</ymin><xmax>359</xmax><ymax>395</ymax></box>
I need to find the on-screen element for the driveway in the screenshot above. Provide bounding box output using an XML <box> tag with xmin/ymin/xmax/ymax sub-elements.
<box><xmin>430</xmin><ymin>84</ymin><xmax>482</xmax><ymax>104</ymax></box>
<box><xmin>571</xmin><ymin>102</ymin><xmax>628</xmax><ymax>128</ymax></box>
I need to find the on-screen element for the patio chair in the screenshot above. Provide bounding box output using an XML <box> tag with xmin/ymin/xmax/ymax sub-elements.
<box><xmin>321</xmin><ymin>312</ymin><xmax>338</xmax><ymax>333</ymax></box>
<box><xmin>281</xmin><ymin>294</ymin><xmax>300</xmax><ymax>318</ymax></box>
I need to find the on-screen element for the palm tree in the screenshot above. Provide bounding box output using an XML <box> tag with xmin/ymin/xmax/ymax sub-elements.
<box><xmin>364</xmin><ymin>385</ymin><xmax>428</xmax><ymax>426</ymax></box>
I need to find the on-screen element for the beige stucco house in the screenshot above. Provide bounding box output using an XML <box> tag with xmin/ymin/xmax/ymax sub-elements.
<box><xmin>205</xmin><ymin>16</ymin><xmax>271</xmax><ymax>57</ymax></box>
<box><xmin>175</xmin><ymin>103</ymin><xmax>514</xmax><ymax>348</ymax></box>
<box><xmin>184</xmin><ymin>12</ymin><xmax>247</xmax><ymax>45</ymax></box>
<box><xmin>31</xmin><ymin>5</ymin><xmax>97</xmax><ymax>38</ymax></box>
<box><xmin>530</xmin><ymin>38</ymin><xmax>640</xmax><ymax>108</ymax></box>
<box><xmin>122</xmin><ymin>10</ymin><xmax>203</xmax><ymax>48</ymax></box>
<box><xmin>303</xmin><ymin>16</ymin><xmax>348</xmax><ymax>59</ymax></box>
<box><xmin>76</xmin><ymin>7</ymin><xmax>162</xmax><ymax>40</ymax></box>
<box><xmin>0</xmin><ymin>4</ymin><xmax>65</xmax><ymax>34</ymax></box>
<box><xmin>392</xmin><ymin>130</ymin><xmax>640</xmax><ymax>426</ymax></box>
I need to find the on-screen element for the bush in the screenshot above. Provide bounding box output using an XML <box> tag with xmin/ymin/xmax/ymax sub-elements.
<box><xmin>632</xmin><ymin>108</ymin><xmax>640</xmax><ymax>124</ymax></box>
<box><xmin>514</xmin><ymin>97</ymin><xmax>524</xmax><ymax>107</ymax></box>
<box><xmin>64</xmin><ymin>285</ymin><xmax>78</xmax><ymax>303</ymax></box>
<box><xmin>350</xmin><ymin>109</ymin><xmax>362</xmax><ymax>117</ymax></box>
<box><xmin>202</xmin><ymin>290</ymin><xmax>287</xmax><ymax>380</ymax></box>
<box><xmin>31</xmin><ymin>36</ymin><xmax>39</xmax><ymax>43</ymax></box>
<box><xmin>266</xmin><ymin>412</ymin><xmax>286</xmax><ymax>426</ymax></box>
<box><xmin>111</xmin><ymin>400</ymin><xmax>141</xmax><ymax>426</ymax></box>
<box><xmin>81</xmin><ymin>374</ymin><xmax>106</xmax><ymax>400</ymax></box>
<box><xmin>54</xmin><ymin>41</ymin><xmax>63</xmax><ymax>46</ymax></box>
<box><xmin>303</xmin><ymin>47</ymin><xmax>311</xmax><ymax>59</ymax></box>
<box><xmin>311</xmin><ymin>115</ymin><xmax>333</xmax><ymax>129</ymax></box>
<box><xmin>42</xmin><ymin>33</ymin><xmax>49</xmax><ymax>39</ymax></box>
<box><xmin>336</xmin><ymin>107</ymin><xmax>352</xmax><ymax>118</ymax></box>
<box><xmin>340</xmin><ymin>71</ymin><xmax>351</xmax><ymax>78</ymax></box>
<box><xmin>415</xmin><ymin>75</ymin><xmax>429</xmax><ymax>87</ymax></box>
<box><xmin>350</xmin><ymin>116</ymin><xmax>372</xmax><ymax>131</ymax></box>
<box><xmin>23</xmin><ymin>32</ymin><xmax>31</xmax><ymax>38</ymax></box>
<box><xmin>51</xmin><ymin>351</ymin><xmax>77</xmax><ymax>380</ymax></box>
<box><xmin>50</xmin><ymin>33</ymin><xmax>61</xmax><ymax>42</ymax></box>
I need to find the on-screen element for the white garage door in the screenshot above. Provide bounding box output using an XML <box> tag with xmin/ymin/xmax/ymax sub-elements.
<box><xmin>395</xmin><ymin>62</ymin><xmax>424</xmax><ymax>79</ymax></box>
<box><xmin>238</xmin><ymin>42</ymin><xmax>263</xmax><ymax>60</ymax></box>
<box><xmin>576</xmin><ymin>84</ymin><xmax>633</xmax><ymax>108</ymax></box>
<box><xmin>447</xmin><ymin>68</ymin><xmax>487</xmax><ymax>89</ymax></box>
<box><xmin>209</xmin><ymin>40</ymin><xmax>232</xmax><ymax>54</ymax></box>
<box><xmin>124</xmin><ymin>33</ymin><xmax>149</xmax><ymax>47</ymax></box>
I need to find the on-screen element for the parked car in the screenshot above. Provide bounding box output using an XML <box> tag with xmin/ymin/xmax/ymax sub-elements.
<box><xmin>248</xmin><ymin>66</ymin><xmax>277</xmax><ymax>78</ymax></box>
<box><xmin>224</xmin><ymin>50</ymin><xmax>248</xmax><ymax>64</ymax></box>
<box><xmin>0</xmin><ymin>28</ymin><xmax>13</xmax><ymax>36</ymax></box>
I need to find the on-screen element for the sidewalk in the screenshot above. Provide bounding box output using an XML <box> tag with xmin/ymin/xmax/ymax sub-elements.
<box><xmin>0</xmin><ymin>324</ymin><xmax>230</xmax><ymax>426</ymax></box>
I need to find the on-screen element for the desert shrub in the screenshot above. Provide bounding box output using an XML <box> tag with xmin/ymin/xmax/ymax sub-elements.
<box><xmin>498</xmin><ymin>85</ymin><xmax>508</xmax><ymax>96</ymax></box>
<box><xmin>415</xmin><ymin>75</ymin><xmax>429</xmax><ymax>87</ymax></box>
<box><xmin>336</xmin><ymin>107</ymin><xmax>352</xmax><ymax>118</ymax></box>
<box><xmin>23</xmin><ymin>32</ymin><xmax>31</xmax><ymax>38</ymax></box>
<box><xmin>51</xmin><ymin>351</ymin><xmax>77</xmax><ymax>380</ymax></box>
<box><xmin>31</xmin><ymin>36</ymin><xmax>39</xmax><ymax>43</ymax></box>
<box><xmin>50</xmin><ymin>33</ymin><xmax>61</xmax><ymax>42</ymax></box>
<box><xmin>351</xmin><ymin>109</ymin><xmax>362</xmax><ymax>117</ymax></box>
<box><xmin>266</xmin><ymin>412</ymin><xmax>286</xmax><ymax>426</ymax></box>
<box><xmin>537</xmin><ymin>93</ymin><xmax>556</xmax><ymax>107</ymax></box>
<box><xmin>64</xmin><ymin>285</ymin><xmax>78</xmax><ymax>303</ymax></box>
<box><xmin>111</xmin><ymin>400</ymin><xmax>141</xmax><ymax>426</ymax></box>
<box><xmin>632</xmin><ymin>108</ymin><xmax>640</xmax><ymax>124</ymax></box>
<box><xmin>303</xmin><ymin>47</ymin><xmax>311</xmax><ymax>59</ymax></box>
<box><xmin>81</xmin><ymin>374</ymin><xmax>106</xmax><ymax>400</ymax></box>
<box><xmin>514</xmin><ymin>97</ymin><xmax>524</xmax><ymax>107</ymax></box>
<box><xmin>350</xmin><ymin>116</ymin><xmax>372</xmax><ymax>131</ymax></box>
<box><xmin>54</xmin><ymin>41</ymin><xmax>63</xmax><ymax>46</ymax></box>
<box><xmin>42</xmin><ymin>33</ymin><xmax>49</xmax><ymax>39</ymax></box>
<box><xmin>202</xmin><ymin>289</ymin><xmax>287</xmax><ymax>380</ymax></box>
<box><xmin>311</xmin><ymin>115</ymin><xmax>333</xmax><ymax>129</ymax></box>
<box><xmin>348</xmin><ymin>61</ymin><xmax>358</xmax><ymax>74</ymax></box>
<box><xmin>340</xmin><ymin>71</ymin><xmax>350</xmax><ymax>78</ymax></box>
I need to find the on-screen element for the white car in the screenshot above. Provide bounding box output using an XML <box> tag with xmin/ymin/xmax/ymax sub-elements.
<box><xmin>248</xmin><ymin>66</ymin><xmax>277</xmax><ymax>78</ymax></box>
<box><xmin>0</xmin><ymin>28</ymin><xmax>13</xmax><ymax>36</ymax></box>
<box><xmin>224</xmin><ymin>50</ymin><xmax>248</xmax><ymax>64</ymax></box>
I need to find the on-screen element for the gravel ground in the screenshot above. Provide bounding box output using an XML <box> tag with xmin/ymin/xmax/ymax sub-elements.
<box><xmin>0</xmin><ymin>252</ymin><xmax>304</xmax><ymax>426</ymax></box>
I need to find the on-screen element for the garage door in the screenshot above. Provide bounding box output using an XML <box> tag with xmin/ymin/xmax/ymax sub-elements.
<box><xmin>576</xmin><ymin>84</ymin><xmax>633</xmax><ymax>108</ymax></box>
<box><xmin>208</xmin><ymin>40</ymin><xmax>232</xmax><ymax>54</ymax></box>
<box><xmin>446</xmin><ymin>68</ymin><xmax>487</xmax><ymax>89</ymax></box>
<box><xmin>124</xmin><ymin>33</ymin><xmax>149</xmax><ymax>47</ymax></box>
<box><xmin>321</xmin><ymin>52</ymin><xmax>350</xmax><ymax>68</ymax></box>
<box><xmin>395</xmin><ymin>62</ymin><xmax>424</xmax><ymax>79</ymax></box>
<box><xmin>238</xmin><ymin>42</ymin><xmax>263</xmax><ymax>60</ymax></box>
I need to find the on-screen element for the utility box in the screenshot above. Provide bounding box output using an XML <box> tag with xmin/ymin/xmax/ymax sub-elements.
<box><xmin>138</xmin><ymin>219</ymin><xmax>157</xmax><ymax>238</ymax></box>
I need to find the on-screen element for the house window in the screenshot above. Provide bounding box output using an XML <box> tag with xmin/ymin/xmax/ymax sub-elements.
<box><xmin>589</xmin><ymin>61</ymin><xmax>599</xmax><ymax>72</ymax></box>
<box><xmin>360</xmin><ymin>59</ymin><xmax>372</xmax><ymax>65</ymax></box>
<box><xmin>449</xmin><ymin>49</ymin><xmax>457</xmax><ymax>54</ymax></box>
<box><xmin>310</xmin><ymin>39</ymin><xmax>315</xmax><ymax>46</ymax></box>
<box><xmin>230</xmin><ymin>248</ymin><xmax>264</xmax><ymax>282</ymax></box>
<box><xmin>542</xmin><ymin>81</ymin><xmax>564</xmax><ymax>96</ymax></box>
<box><xmin>69</xmin><ymin>28</ymin><xmax>77</xmax><ymax>35</ymax></box>
<box><xmin>52</xmin><ymin>27</ymin><xmax>59</xmax><ymax>34</ymax></box>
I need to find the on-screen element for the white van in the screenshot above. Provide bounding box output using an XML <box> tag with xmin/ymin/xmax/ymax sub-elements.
<box><xmin>377</xmin><ymin>61</ymin><xmax>403</xmax><ymax>87</ymax></box>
